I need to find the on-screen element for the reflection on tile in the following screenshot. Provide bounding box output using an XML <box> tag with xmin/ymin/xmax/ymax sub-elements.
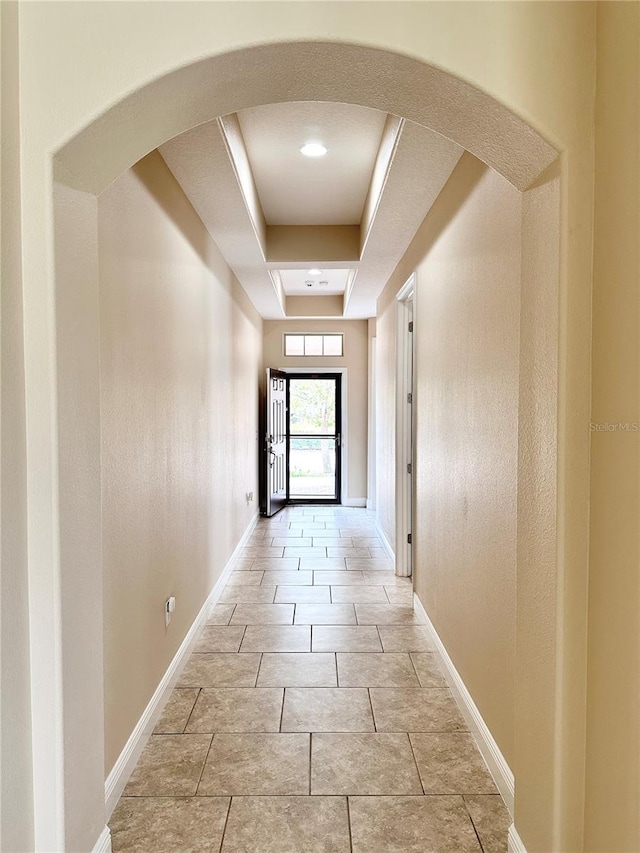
<box><xmin>257</xmin><ymin>653</ymin><xmax>337</xmax><ymax>687</ymax></box>
<box><xmin>198</xmin><ymin>733</ymin><xmax>310</xmax><ymax>796</ymax></box>
<box><xmin>363</xmin><ymin>571</ymin><xmax>409</xmax><ymax>585</ymax></box>
<box><xmin>384</xmin><ymin>588</ymin><xmax>415</xmax><ymax>606</ymax></box>
<box><xmin>300</xmin><ymin>558</ymin><xmax>346</xmax><ymax>570</ymax></box>
<box><xmin>240</xmin><ymin>625</ymin><xmax>311</xmax><ymax>652</ymax></box>
<box><xmin>370</xmin><ymin>688</ymin><xmax>467</xmax><ymax>732</ymax></box>
<box><xmin>230</xmin><ymin>603</ymin><xmax>294</xmax><ymax>625</ymax></box>
<box><xmin>349</xmin><ymin>796</ymin><xmax>482</xmax><ymax>853</ymax></box>
<box><xmin>311</xmin><ymin>733</ymin><xmax>422</xmax><ymax>795</ymax></box>
<box><xmin>153</xmin><ymin>688</ymin><xmax>199</xmax><ymax>734</ymax></box>
<box><xmin>207</xmin><ymin>603</ymin><xmax>237</xmax><ymax>623</ymax></box>
<box><xmin>409</xmin><ymin>653</ymin><xmax>447</xmax><ymax>688</ymax></box>
<box><xmin>185</xmin><ymin>688</ymin><xmax>283</xmax><ymax>733</ymax></box>
<box><xmin>261</xmin><ymin>571</ymin><xmax>313</xmax><ymax>586</ymax></box>
<box><xmin>220</xmin><ymin>586</ymin><xmax>277</xmax><ymax>603</ymax></box>
<box><xmin>273</xmin><ymin>537</ymin><xmax>312</xmax><ymax>547</ymax></box>
<box><xmin>346</xmin><ymin>560</ymin><xmax>393</xmax><ymax>571</ymax></box>
<box><xmin>294</xmin><ymin>604</ymin><xmax>357</xmax><ymax>625</ymax></box>
<box><xmin>285</xmin><ymin>547</ymin><xmax>328</xmax><ymax>559</ymax></box>
<box><xmin>313</xmin><ymin>570</ymin><xmax>364</xmax><ymax>585</ymax></box>
<box><xmin>110</xmin><ymin>796</ymin><xmax>230</xmax><ymax>853</ymax></box>
<box><xmin>312</xmin><ymin>537</ymin><xmax>351</xmax><ymax>547</ymax></box>
<box><xmin>330</xmin><ymin>586</ymin><xmax>389</xmax><ymax>604</ymax></box>
<box><xmin>221</xmin><ymin>796</ymin><xmax>351</xmax><ymax>853</ymax></box>
<box><xmin>194</xmin><ymin>626</ymin><xmax>245</xmax><ymax>653</ymax></box>
<box><xmin>327</xmin><ymin>547</ymin><xmax>372</xmax><ymax>559</ymax></box>
<box><xmin>409</xmin><ymin>733</ymin><xmax>498</xmax><ymax>794</ymax></box>
<box><xmin>337</xmin><ymin>653</ymin><xmax>420</xmax><ymax>687</ymax></box>
<box><xmin>275</xmin><ymin>585</ymin><xmax>331</xmax><ymax>604</ymax></box>
<box><xmin>312</xmin><ymin>626</ymin><xmax>383</xmax><ymax>653</ymax></box>
<box><xmin>377</xmin><ymin>626</ymin><xmax>434</xmax><ymax>652</ymax></box>
<box><xmin>178</xmin><ymin>653</ymin><xmax>260</xmax><ymax>688</ymax></box>
<box><xmin>355</xmin><ymin>605</ymin><xmax>420</xmax><ymax>625</ymax></box>
<box><xmin>123</xmin><ymin>734</ymin><xmax>211</xmax><ymax>796</ymax></box>
<box><xmin>464</xmin><ymin>795</ymin><xmax>511</xmax><ymax>853</ymax></box>
<box><xmin>227</xmin><ymin>571</ymin><xmax>264</xmax><ymax>586</ymax></box>
<box><xmin>248</xmin><ymin>558</ymin><xmax>301</xmax><ymax>571</ymax></box>
<box><xmin>282</xmin><ymin>688</ymin><xmax>374</xmax><ymax>732</ymax></box>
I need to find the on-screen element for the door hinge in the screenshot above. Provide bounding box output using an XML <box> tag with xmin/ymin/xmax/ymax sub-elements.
<box><xmin>407</xmin><ymin>533</ymin><xmax>412</xmax><ymax>545</ymax></box>
<box><xmin>408</xmin><ymin>321</ymin><xmax>413</xmax><ymax>333</ymax></box>
<box><xmin>407</xmin><ymin>463</ymin><xmax>412</xmax><ymax>474</ymax></box>
<box><xmin>407</xmin><ymin>392</ymin><xmax>413</xmax><ymax>404</ymax></box>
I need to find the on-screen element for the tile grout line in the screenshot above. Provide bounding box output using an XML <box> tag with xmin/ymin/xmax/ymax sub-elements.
<box><xmin>461</xmin><ymin>794</ymin><xmax>488</xmax><ymax>853</ymax></box>
<box><xmin>217</xmin><ymin>794</ymin><xmax>233</xmax><ymax>853</ymax></box>
<box><xmin>346</xmin><ymin>795</ymin><xmax>355</xmax><ymax>853</ymax></box>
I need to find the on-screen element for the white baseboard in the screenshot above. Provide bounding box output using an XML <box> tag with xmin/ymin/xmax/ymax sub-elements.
<box><xmin>104</xmin><ymin>512</ymin><xmax>258</xmax><ymax>818</ymax></box>
<box><xmin>374</xmin><ymin>518</ymin><xmax>396</xmax><ymax>567</ymax></box>
<box><xmin>342</xmin><ymin>497</ymin><xmax>367</xmax><ymax>507</ymax></box>
<box><xmin>366</xmin><ymin>499</ymin><xmax>375</xmax><ymax>510</ymax></box>
<box><xmin>413</xmin><ymin>592</ymin><xmax>515</xmax><ymax>816</ymax></box>
<box><xmin>508</xmin><ymin>823</ymin><xmax>527</xmax><ymax>852</ymax></box>
<box><xmin>92</xmin><ymin>825</ymin><xmax>112</xmax><ymax>853</ymax></box>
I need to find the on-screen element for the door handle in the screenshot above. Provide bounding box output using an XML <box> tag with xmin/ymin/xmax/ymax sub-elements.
<box><xmin>335</xmin><ymin>434</ymin><xmax>341</xmax><ymax>448</ymax></box>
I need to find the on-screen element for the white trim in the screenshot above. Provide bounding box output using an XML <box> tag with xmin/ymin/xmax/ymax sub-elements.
<box><xmin>374</xmin><ymin>519</ymin><xmax>396</xmax><ymax>567</ymax></box>
<box><xmin>367</xmin><ymin>334</ymin><xmax>376</xmax><ymax>511</ymax></box>
<box><xmin>508</xmin><ymin>824</ymin><xmax>527</xmax><ymax>853</ymax></box>
<box><xmin>395</xmin><ymin>274</ymin><xmax>415</xmax><ymax>578</ymax></box>
<box><xmin>277</xmin><ymin>366</ymin><xmax>348</xmax><ymax>505</ymax></box>
<box><xmin>342</xmin><ymin>497</ymin><xmax>367</xmax><ymax>508</ymax></box>
<box><xmin>104</xmin><ymin>513</ymin><xmax>258</xmax><ymax>818</ymax></box>
<box><xmin>413</xmin><ymin>592</ymin><xmax>515</xmax><ymax>815</ymax></box>
<box><xmin>92</xmin><ymin>825</ymin><xmax>112</xmax><ymax>853</ymax></box>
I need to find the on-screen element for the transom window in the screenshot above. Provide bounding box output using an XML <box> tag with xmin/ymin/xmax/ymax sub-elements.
<box><xmin>284</xmin><ymin>334</ymin><xmax>344</xmax><ymax>357</ymax></box>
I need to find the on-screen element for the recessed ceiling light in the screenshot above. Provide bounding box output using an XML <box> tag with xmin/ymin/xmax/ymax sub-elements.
<box><xmin>308</xmin><ymin>268</ymin><xmax>322</xmax><ymax>276</ymax></box>
<box><xmin>300</xmin><ymin>142</ymin><xmax>328</xmax><ymax>158</ymax></box>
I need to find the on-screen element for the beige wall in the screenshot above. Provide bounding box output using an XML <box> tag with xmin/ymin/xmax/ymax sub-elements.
<box><xmin>262</xmin><ymin>319</ymin><xmax>368</xmax><ymax>502</ymax></box>
<box><xmin>584</xmin><ymin>5</ymin><xmax>640</xmax><ymax>850</ymax></box>
<box><xmin>6</xmin><ymin>3</ymin><xmax>611</xmax><ymax>850</ymax></box>
<box><xmin>377</xmin><ymin>154</ymin><xmax>521</xmax><ymax>767</ymax></box>
<box><xmin>0</xmin><ymin>3</ymin><xmax>34</xmax><ymax>851</ymax></box>
<box><xmin>99</xmin><ymin>151</ymin><xmax>262</xmax><ymax>774</ymax></box>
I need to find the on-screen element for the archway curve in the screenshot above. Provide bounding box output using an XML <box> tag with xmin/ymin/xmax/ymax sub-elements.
<box><xmin>47</xmin><ymin>37</ymin><xmax>562</xmax><ymax>853</ymax></box>
<box><xmin>54</xmin><ymin>41</ymin><xmax>558</xmax><ymax>195</ymax></box>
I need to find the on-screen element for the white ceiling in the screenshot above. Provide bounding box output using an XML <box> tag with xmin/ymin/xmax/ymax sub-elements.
<box><xmin>279</xmin><ymin>268</ymin><xmax>352</xmax><ymax>296</ymax></box>
<box><xmin>237</xmin><ymin>102</ymin><xmax>387</xmax><ymax>226</ymax></box>
<box><xmin>160</xmin><ymin>102</ymin><xmax>463</xmax><ymax>319</ymax></box>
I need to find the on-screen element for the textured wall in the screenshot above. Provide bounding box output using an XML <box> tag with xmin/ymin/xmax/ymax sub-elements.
<box><xmin>377</xmin><ymin>155</ymin><xmax>521</xmax><ymax>767</ymax></box>
<box><xmin>0</xmin><ymin>3</ymin><xmax>34</xmax><ymax>850</ymax></box>
<box><xmin>99</xmin><ymin>152</ymin><xmax>262</xmax><ymax>774</ymax></box>
<box><xmin>262</xmin><ymin>319</ymin><xmax>369</xmax><ymax>502</ymax></box>
<box><xmin>584</xmin><ymin>5</ymin><xmax>640</xmax><ymax>850</ymax></box>
<box><xmin>13</xmin><ymin>3</ymin><xmax>598</xmax><ymax>849</ymax></box>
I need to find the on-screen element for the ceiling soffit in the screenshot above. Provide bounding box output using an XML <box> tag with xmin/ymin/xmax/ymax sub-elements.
<box><xmin>160</xmin><ymin>106</ymin><xmax>463</xmax><ymax>319</ymax></box>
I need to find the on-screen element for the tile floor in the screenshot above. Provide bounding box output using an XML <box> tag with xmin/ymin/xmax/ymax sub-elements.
<box><xmin>109</xmin><ymin>506</ymin><xmax>511</xmax><ymax>852</ymax></box>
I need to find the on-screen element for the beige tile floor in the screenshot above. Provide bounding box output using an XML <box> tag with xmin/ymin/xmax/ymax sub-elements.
<box><xmin>109</xmin><ymin>506</ymin><xmax>511</xmax><ymax>852</ymax></box>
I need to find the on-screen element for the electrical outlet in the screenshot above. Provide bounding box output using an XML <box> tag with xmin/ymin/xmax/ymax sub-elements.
<box><xmin>165</xmin><ymin>596</ymin><xmax>176</xmax><ymax>628</ymax></box>
<box><xmin>246</xmin><ymin>491</ymin><xmax>254</xmax><ymax>503</ymax></box>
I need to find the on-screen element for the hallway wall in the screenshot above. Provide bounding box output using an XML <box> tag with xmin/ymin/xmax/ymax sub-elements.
<box><xmin>377</xmin><ymin>153</ymin><xmax>521</xmax><ymax>768</ymax></box>
<box><xmin>263</xmin><ymin>319</ymin><xmax>368</xmax><ymax>503</ymax></box>
<box><xmin>99</xmin><ymin>151</ymin><xmax>262</xmax><ymax>775</ymax></box>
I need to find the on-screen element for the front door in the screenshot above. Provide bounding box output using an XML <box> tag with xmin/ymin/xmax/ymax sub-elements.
<box><xmin>264</xmin><ymin>368</ymin><xmax>288</xmax><ymax>517</ymax></box>
<box><xmin>287</xmin><ymin>374</ymin><xmax>341</xmax><ymax>504</ymax></box>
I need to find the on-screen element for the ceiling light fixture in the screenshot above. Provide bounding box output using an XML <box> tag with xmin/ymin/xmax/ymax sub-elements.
<box><xmin>308</xmin><ymin>268</ymin><xmax>322</xmax><ymax>276</ymax></box>
<box><xmin>300</xmin><ymin>142</ymin><xmax>328</xmax><ymax>158</ymax></box>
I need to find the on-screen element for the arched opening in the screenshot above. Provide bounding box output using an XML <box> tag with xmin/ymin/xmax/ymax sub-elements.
<box><xmin>45</xmin><ymin>41</ymin><xmax>561</xmax><ymax>852</ymax></box>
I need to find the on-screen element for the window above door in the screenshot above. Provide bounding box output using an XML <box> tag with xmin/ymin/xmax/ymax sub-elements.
<box><xmin>284</xmin><ymin>333</ymin><xmax>344</xmax><ymax>357</ymax></box>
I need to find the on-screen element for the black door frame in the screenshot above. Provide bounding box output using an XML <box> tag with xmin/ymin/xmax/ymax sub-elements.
<box><xmin>286</xmin><ymin>372</ymin><xmax>342</xmax><ymax>505</ymax></box>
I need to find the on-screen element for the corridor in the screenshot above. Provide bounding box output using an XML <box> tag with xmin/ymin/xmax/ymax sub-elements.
<box><xmin>108</xmin><ymin>507</ymin><xmax>510</xmax><ymax>852</ymax></box>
